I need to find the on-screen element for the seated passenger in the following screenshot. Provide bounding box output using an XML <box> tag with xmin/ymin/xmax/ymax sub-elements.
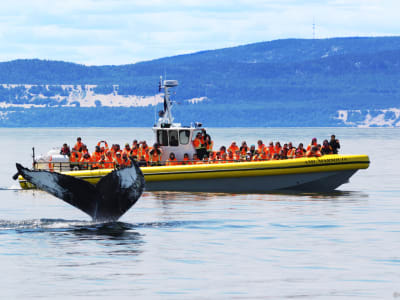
<box><xmin>295</xmin><ymin>143</ymin><xmax>306</xmax><ymax>158</ymax></box>
<box><xmin>113</xmin><ymin>151</ymin><xmax>124</xmax><ymax>169</ymax></box>
<box><xmin>321</xmin><ymin>140</ymin><xmax>333</xmax><ymax>155</ymax></box>
<box><xmin>138</xmin><ymin>155</ymin><xmax>148</xmax><ymax>167</ymax></box>
<box><xmin>202</xmin><ymin>154</ymin><xmax>210</xmax><ymax>164</ymax></box>
<box><xmin>60</xmin><ymin>143</ymin><xmax>71</xmax><ymax>156</ymax></box>
<box><xmin>306</xmin><ymin>146</ymin><xmax>321</xmax><ymax>158</ymax></box>
<box><xmin>227</xmin><ymin>151</ymin><xmax>235</xmax><ymax>162</ymax></box>
<box><xmin>307</xmin><ymin>138</ymin><xmax>318</xmax><ymax>152</ymax></box>
<box><xmin>79</xmin><ymin>153</ymin><xmax>91</xmax><ymax>169</ymax></box>
<box><xmin>287</xmin><ymin>142</ymin><xmax>296</xmax><ymax>159</ymax></box>
<box><xmin>228</xmin><ymin>142</ymin><xmax>239</xmax><ymax>154</ymax></box>
<box><xmin>220</xmin><ymin>153</ymin><xmax>228</xmax><ymax>163</ymax></box>
<box><xmin>274</xmin><ymin>142</ymin><xmax>282</xmax><ymax>156</ymax></box>
<box><xmin>182</xmin><ymin>153</ymin><xmax>191</xmax><ymax>165</ymax></box>
<box><xmin>166</xmin><ymin>153</ymin><xmax>179</xmax><ymax>166</ymax></box>
<box><xmin>280</xmin><ymin>143</ymin><xmax>288</xmax><ymax>159</ymax></box>
<box><xmin>104</xmin><ymin>151</ymin><xmax>114</xmax><ymax>169</ymax></box>
<box><xmin>121</xmin><ymin>153</ymin><xmax>132</xmax><ymax>168</ymax></box>
<box><xmin>192</xmin><ymin>153</ymin><xmax>201</xmax><ymax>164</ymax></box>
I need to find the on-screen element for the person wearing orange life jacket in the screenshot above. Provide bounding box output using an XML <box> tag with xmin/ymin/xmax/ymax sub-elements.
<box><xmin>306</xmin><ymin>146</ymin><xmax>321</xmax><ymax>158</ymax></box>
<box><xmin>97</xmin><ymin>154</ymin><xmax>107</xmax><ymax>169</ymax></box>
<box><xmin>104</xmin><ymin>151</ymin><xmax>114</xmax><ymax>169</ymax></box>
<box><xmin>81</xmin><ymin>144</ymin><xmax>90</xmax><ymax>156</ymax></box>
<box><xmin>166</xmin><ymin>153</ymin><xmax>179</xmax><ymax>166</ymax></box>
<box><xmin>91</xmin><ymin>146</ymin><xmax>102</xmax><ymax>164</ymax></box>
<box><xmin>122</xmin><ymin>143</ymin><xmax>131</xmax><ymax>156</ymax></box>
<box><xmin>204</xmin><ymin>135</ymin><xmax>213</xmax><ymax>158</ymax></box>
<box><xmin>202</xmin><ymin>154</ymin><xmax>210</xmax><ymax>164</ymax></box>
<box><xmin>113</xmin><ymin>151</ymin><xmax>124</xmax><ymax>169</ymax></box>
<box><xmin>218</xmin><ymin>145</ymin><xmax>227</xmax><ymax>157</ymax></box>
<box><xmin>97</xmin><ymin>140</ymin><xmax>109</xmax><ymax>155</ymax></box>
<box><xmin>69</xmin><ymin>149</ymin><xmax>82</xmax><ymax>170</ymax></box>
<box><xmin>239</xmin><ymin>141</ymin><xmax>249</xmax><ymax>159</ymax></box>
<box><xmin>73</xmin><ymin>137</ymin><xmax>83</xmax><ymax>152</ymax></box>
<box><xmin>121</xmin><ymin>153</ymin><xmax>132</xmax><ymax>168</ymax></box>
<box><xmin>193</xmin><ymin>132</ymin><xmax>204</xmax><ymax>159</ymax></box>
<box><xmin>130</xmin><ymin>140</ymin><xmax>139</xmax><ymax>158</ymax></box>
<box><xmin>220</xmin><ymin>153</ymin><xmax>228</xmax><ymax>163</ymax></box>
<box><xmin>138</xmin><ymin>141</ymin><xmax>149</xmax><ymax>160</ymax></box>
<box><xmin>228</xmin><ymin>141</ymin><xmax>239</xmax><ymax>154</ymax></box>
<box><xmin>265</xmin><ymin>142</ymin><xmax>274</xmax><ymax>160</ymax></box>
<box><xmin>79</xmin><ymin>153</ymin><xmax>92</xmax><ymax>170</ymax></box>
<box><xmin>149</xmin><ymin>143</ymin><xmax>162</xmax><ymax>166</ymax></box>
<box><xmin>281</xmin><ymin>143</ymin><xmax>289</xmax><ymax>159</ymax></box>
<box><xmin>287</xmin><ymin>142</ymin><xmax>296</xmax><ymax>159</ymax></box>
<box><xmin>227</xmin><ymin>151</ymin><xmax>236</xmax><ymax>163</ymax></box>
<box><xmin>137</xmin><ymin>155</ymin><xmax>148</xmax><ymax>167</ymax></box>
<box><xmin>295</xmin><ymin>143</ymin><xmax>306</xmax><ymax>158</ymax></box>
<box><xmin>192</xmin><ymin>153</ymin><xmax>202</xmax><ymax>164</ymax></box>
<box><xmin>182</xmin><ymin>153</ymin><xmax>191</xmax><ymax>165</ymax></box>
<box><xmin>307</xmin><ymin>138</ymin><xmax>318</xmax><ymax>152</ymax></box>
<box><xmin>274</xmin><ymin>142</ymin><xmax>282</xmax><ymax>156</ymax></box>
<box><xmin>256</xmin><ymin>140</ymin><xmax>266</xmax><ymax>155</ymax></box>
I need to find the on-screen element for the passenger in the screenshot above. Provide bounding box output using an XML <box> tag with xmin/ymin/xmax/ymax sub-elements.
<box><xmin>280</xmin><ymin>143</ymin><xmax>288</xmax><ymax>159</ymax></box>
<box><xmin>329</xmin><ymin>135</ymin><xmax>340</xmax><ymax>154</ymax></box>
<box><xmin>149</xmin><ymin>143</ymin><xmax>162</xmax><ymax>166</ymax></box>
<box><xmin>240</xmin><ymin>141</ymin><xmax>249</xmax><ymax>159</ymax></box>
<box><xmin>130</xmin><ymin>140</ymin><xmax>139</xmax><ymax>158</ymax></box>
<box><xmin>73</xmin><ymin>137</ymin><xmax>83</xmax><ymax>152</ymax></box>
<box><xmin>98</xmin><ymin>154</ymin><xmax>107</xmax><ymax>169</ymax></box>
<box><xmin>252</xmin><ymin>150</ymin><xmax>260</xmax><ymax>161</ymax></box>
<box><xmin>80</xmin><ymin>144</ymin><xmax>88</xmax><ymax>155</ymax></box>
<box><xmin>321</xmin><ymin>140</ymin><xmax>333</xmax><ymax>155</ymax></box>
<box><xmin>228</xmin><ymin>142</ymin><xmax>239</xmax><ymax>154</ymax></box>
<box><xmin>182</xmin><ymin>153</ymin><xmax>191</xmax><ymax>165</ymax></box>
<box><xmin>307</xmin><ymin>138</ymin><xmax>318</xmax><ymax>152</ymax></box>
<box><xmin>166</xmin><ymin>153</ymin><xmax>179</xmax><ymax>166</ymax></box>
<box><xmin>97</xmin><ymin>140</ymin><xmax>109</xmax><ymax>154</ymax></box>
<box><xmin>306</xmin><ymin>146</ymin><xmax>321</xmax><ymax>158</ymax></box>
<box><xmin>220</xmin><ymin>153</ymin><xmax>228</xmax><ymax>163</ymax></box>
<box><xmin>92</xmin><ymin>146</ymin><xmax>102</xmax><ymax>163</ymax></box>
<box><xmin>246</xmin><ymin>151</ymin><xmax>253</xmax><ymax>161</ymax></box>
<box><xmin>199</xmin><ymin>130</ymin><xmax>207</xmax><ymax>159</ymax></box>
<box><xmin>138</xmin><ymin>141</ymin><xmax>149</xmax><ymax>160</ymax></box>
<box><xmin>295</xmin><ymin>143</ymin><xmax>306</xmax><ymax>158</ymax></box>
<box><xmin>235</xmin><ymin>150</ymin><xmax>242</xmax><ymax>161</ymax></box>
<box><xmin>219</xmin><ymin>146</ymin><xmax>227</xmax><ymax>156</ymax></box>
<box><xmin>227</xmin><ymin>151</ymin><xmax>235</xmax><ymax>163</ymax></box>
<box><xmin>287</xmin><ymin>142</ymin><xmax>296</xmax><ymax>159</ymax></box>
<box><xmin>192</xmin><ymin>153</ymin><xmax>201</xmax><ymax>164</ymax></box>
<box><xmin>204</xmin><ymin>135</ymin><xmax>213</xmax><ymax>158</ymax></box>
<box><xmin>212</xmin><ymin>152</ymin><xmax>221</xmax><ymax>164</ymax></box>
<box><xmin>121</xmin><ymin>153</ymin><xmax>132</xmax><ymax>168</ymax></box>
<box><xmin>138</xmin><ymin>155</ymin><xmax>148</xmax><ymax>167</ymax></box>
<box><xmin>104</xmin><ymin>151</ymin><xmax>114</xmax><ymax>169</ymax></box>
<box><xmin>79</xmin><ymin>153</ymin><xmax>91</xmax><ymax>170</ymax></box>
<box><xmin>113</xmin><ymin>151</ymin><xmax>124</xmax><ymax>169</ymax></box>
<box><xmin>202</xmin><ymin>154</ymin><xmax>210</xmax><ymax>164</ymax></box>
<box><xmin>267</xmin><ymin>142</ymin><xmax>275</xmax><ymax>160</ymax></box>
<box><xmin>60</xmin><ymin>143</ymin><xmax>71</xmax><ymax>156</ymax></box>
<box><xmin>123</xmin><ymin>143</ymin><xmax>131</xmax><ymax>156</ymax></box>
<box><xmin>274</xmin><ymin>142</ymin><xmax>282</xmax><ymax>156</ymax></box>
<box><xmin>249</xmin><ymin>145</ymin><xmax>256</xmax><ymax>155</ymax></box>
<box><xmin>257</xmin><ymin>140</ymin><xmax>266</xmax><ymax>156</ymax></box>
<box><xmin>69</xmin><ymin>150</ymin><xmax>81</xmax><ymax>170</ymax></box>
<box><xmin>193</xmin><ymin>132</ymin><xmax>203</xmax><ymax>159</ymax></box>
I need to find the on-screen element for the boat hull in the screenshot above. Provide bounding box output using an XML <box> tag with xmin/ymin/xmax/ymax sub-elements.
<box><xmin>18</xmin><ymin>154</ymin><xmax>370</xmax><ymax>193</ymax></box>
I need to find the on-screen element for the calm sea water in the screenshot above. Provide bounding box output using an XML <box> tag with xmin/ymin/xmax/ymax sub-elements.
<box><xmin>0</xmin><ymin>127</ymin><xmax>399</xmax><ymax>299</ymax></box>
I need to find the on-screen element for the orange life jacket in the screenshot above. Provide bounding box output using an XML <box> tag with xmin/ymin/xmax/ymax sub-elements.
<box><xmin>182</xmin><ymin>157</ymin><xmax>192</xmax><ymax>165</ymax></box>
<box><xmin>228</xmin><ymin>144</ymin><xmax>239</xmax><ymax>153</ymax></box>
<box><xmin>193</xmin><ymin>137</ymin><xmax>202</xmax><ymax>150</ymax></box>
<box><xmin>166</xmin><ymin>158</ymin><xmax>179</xmax><ymax>166</ymax></box>
<box><xmin>74</xmin><ymin>142</ymin><xmax>83</xmax><ymax>151</ymax></box>
<box><xmin>70</xmin><ymin>151</ymin><xmax>82</xmax><ymax>163</ymax></box>
<box><xmin>206</xmin><ymin>141</ymin><xmax>213</xmax><ymax>152</ymax></box>
<box><xmin>113</xmin><ymin>156</ymin><xmax>124</xmax><ymax>167</ymax></box>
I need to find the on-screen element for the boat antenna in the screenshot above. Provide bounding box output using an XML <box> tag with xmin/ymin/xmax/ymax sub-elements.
<box><xmin>157</xmin><ymin>78</ymin><xmax>178</xmax><ymax>127</ymax></box>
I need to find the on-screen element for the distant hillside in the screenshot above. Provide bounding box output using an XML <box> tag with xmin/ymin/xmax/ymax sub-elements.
<box><xmin>1</xmin><ymin>36</ymin><xmax>400</xmax><ymax>127</ymax></box>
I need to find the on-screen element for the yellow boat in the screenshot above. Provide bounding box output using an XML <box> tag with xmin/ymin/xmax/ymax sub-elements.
<box><xmin>19</xmin><ymin>154</ymin><xmax>369</xmax><ymax>193</ymax></box>
<box><xmin>17</xmin><ymin>79</ymin><xmax>370</xmax><ymax>193</ymax></box>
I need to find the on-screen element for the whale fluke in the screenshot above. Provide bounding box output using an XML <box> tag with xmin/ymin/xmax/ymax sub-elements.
<box><xmin>14</xmin><ymin>162</ymin><xmax>145</xmax><ymax>222</ymax></box>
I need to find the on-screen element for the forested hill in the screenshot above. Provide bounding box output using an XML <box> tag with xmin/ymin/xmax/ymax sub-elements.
<box><xmin>1</xmin><ymin>36</ymin><xmax>400</xmax><ymax>127</ymax></box>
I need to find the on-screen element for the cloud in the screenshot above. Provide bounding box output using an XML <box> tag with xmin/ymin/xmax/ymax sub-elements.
<box><xmin>0</xmin><ymin>0</ymin><xmax>399</xmax><ymax>65</ymax></box>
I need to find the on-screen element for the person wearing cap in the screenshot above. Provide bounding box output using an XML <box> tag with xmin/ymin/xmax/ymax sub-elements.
<box><xmin>307</xmin><ymin>138</ymin><xmax>318</xmax><ymax>152</ymax></box>
<box><xmin>73</xmin><ymin>137</ymin><xmax>83</xmax><ymax>152</ymax></box>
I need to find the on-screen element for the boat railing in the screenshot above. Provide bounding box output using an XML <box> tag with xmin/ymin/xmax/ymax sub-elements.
<box><xmin>33</xmin><ymin>155</ymin><xmax>326</xmax><ymax>172</ymax></box>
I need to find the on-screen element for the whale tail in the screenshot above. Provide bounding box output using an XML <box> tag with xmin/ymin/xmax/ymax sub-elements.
<box><xmin>14</xmin><ymin>162</ymin><xmax>145</xmax><ymax>222</ymax></box>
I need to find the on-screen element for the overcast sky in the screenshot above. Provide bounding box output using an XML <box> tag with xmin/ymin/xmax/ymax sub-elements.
<box><xmin>0</xmin><ymin>0</ymin><xmax>399</xmax><ymax>65</ymax></box>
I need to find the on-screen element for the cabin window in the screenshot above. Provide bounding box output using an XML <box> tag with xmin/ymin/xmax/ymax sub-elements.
<box><xmin>157</xmin><ymin>130</ymin><xmax>168</xmax><ymax>146</ymax></box>
<box><xmin>169</xmin><ymin>130</ymin><xmax>179</xmax><ymax>146</ymax></box>
<box><xmin>179</xmin><ymin>130</ymin><xmax>190</xmax><ymax>145</ymax></box>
